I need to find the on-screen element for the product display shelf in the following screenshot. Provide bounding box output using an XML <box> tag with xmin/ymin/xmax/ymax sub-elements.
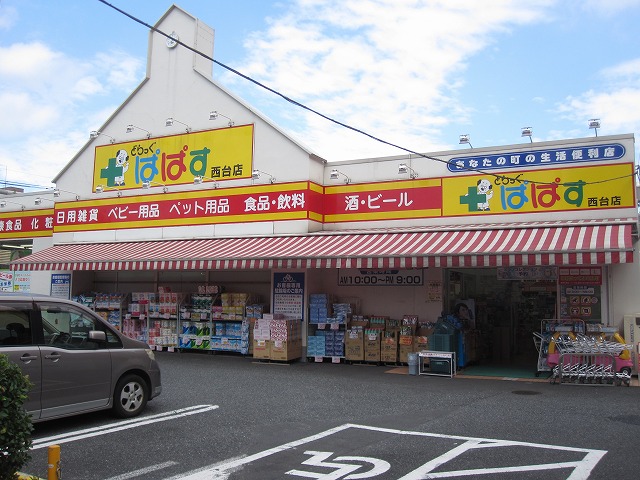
<box><xmin>307</xmin><ymin>294</ymin><xmax>348</xmax><ymax>363</ymax></box>
<box><xmin>210</xmin><ymin>293</ymin><xmax>257</xmax><ymax>354</ymax></box>
<box><xmin>148</xmin><ymin>316</ymin><xmax>179</xmax><ymax>350</ymax></box>
<box><xmin>123</xmin><ymin>299</ymin><xmax>149</xmax><ymax>343</ymax></box>
<box><xmin>178</xmin><ymin>294</ymin><xmax>218</xmax><ymax>351</ymax></box>
<box><xmin>79</xmin><ymin>292</ymin><xmax>129</xmax><ymax>331</ymax></box>
<box><xmin>146</xmin><ymin>292</ymin><xmax>184</xmax><ymax>350</ymax></box>
<box><xmin>177</xmin><ymin>292</ymin><xmax>257</xmax><ymax>354</ymax></box>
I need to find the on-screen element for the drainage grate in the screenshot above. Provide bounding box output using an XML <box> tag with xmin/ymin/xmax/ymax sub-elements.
<box><xmin>511</xmin><ymin>390</ymin><xmax>542</xmax><ymax>395</ymax></box>
<box><xmin>607</xmin><ymin>415</ymin><xmax>640</xmax><ymax>426</ymax></box>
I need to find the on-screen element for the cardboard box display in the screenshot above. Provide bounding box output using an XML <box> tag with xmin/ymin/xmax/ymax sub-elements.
<box><xmin>381</xmin><ymin>330</ymin><xmax>399</xmax><ymax>363</ymax></box>
<box><xmin>368</xmin><ymin>316</ymin><xmax>387</xmax><ymax>330</ymax></box>
<box><xmin>252</xmin><ymin>339</ymin><xmax>271</xmax><ymax>359</ymax></box>
<box><xmin>253</xmin><ymin>318</ymin><xmax>271</xmax><ymax>340</ymax></box>
<box><xmin>364</xmin><ymin>330</ymin><xmax>381</xmax><ymax>362</ymax></box>
<box><xmin>349</xmin><ymin>318</ymin><xmax>369</xmax><ymax>328</ymax></box>
<box><xmin>385</xmin><ymin>318</ymin><xmax>401</xmax><ymax>329</ymax></box>
<box><xmin>345</xmin><ymin>329</ymin><xmax>364</xmax><ymax>361</ymax></box>
<box><xmin>270</xmin><ymin>339</ymin><xmax>302</xmax><ymax>361</ymax></box>
<box><xmin>414</xmin><ymin>335</ymin><xmax>429</xmax><ymax>351</ymax></box>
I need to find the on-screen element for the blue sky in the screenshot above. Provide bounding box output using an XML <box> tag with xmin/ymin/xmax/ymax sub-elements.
<box><xmin>1</xmin><ymin>0</ymin><xmax>640</xmax><ymax>190</ymax></box>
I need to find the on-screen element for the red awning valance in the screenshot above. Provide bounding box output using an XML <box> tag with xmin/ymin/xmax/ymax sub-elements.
<box><xmin>11</xmin><ymin>219</ymin><xmax>637</xmax><ymax>271</ymax></box>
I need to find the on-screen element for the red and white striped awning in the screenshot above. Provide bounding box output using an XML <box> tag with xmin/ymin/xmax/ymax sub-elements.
<box><xmin>11</xmin><ymin>219</ymin><xmax>637</xmax><ymax>271</ymax></box>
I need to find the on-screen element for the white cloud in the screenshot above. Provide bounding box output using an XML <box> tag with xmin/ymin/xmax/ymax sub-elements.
<box><xmin>557</xmin><ymin>58</ymin><xmax>640</xmax><ymax>137</ymax></box>
<box><xmin>0</xmin><ymin>42</ymin><xmax>62</xmax><ymax>78</ymax></box>
<box><xmin>95</xmin><ymin>51</ymin><xmax>144</xmax><ymax>90</ymax></box>
<box><xmin>580</xmin><ymin>0</ymin><xmax>640</xmax><ymax>16</ymax></box>
<box><xmin>601</xmin><ymin>59</ymin><xmax>640</xmax><ymax>85</ymax></box>
<box><xmin>226</xmin><ymin>0</ymin><xmax>554</xmax><ymax>160</ymax></box>
<box><xmin>0</xmin><ymin>40</ymin><xmax>143</xmax><ymax>187</ymax></box>
<box><xmin>0</xmin><ymin>91</ymin><xmax>60</xmax><ymax>134</ymax></box>
<box><xmin>0</xmin><ymin>4</ymin><xmax>17</xmax><ymax>30</ymax></box>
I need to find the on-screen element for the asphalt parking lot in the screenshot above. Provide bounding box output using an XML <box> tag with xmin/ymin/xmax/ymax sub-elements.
<box><xmin>22</xmin><ymin>352</ymin><xmax>640</xmax><ymax>479</ymax></box>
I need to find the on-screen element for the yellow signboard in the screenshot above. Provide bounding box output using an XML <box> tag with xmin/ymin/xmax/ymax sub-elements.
<box><xmin>443</xmin><ymin>163</ymin><xmax>635</xmax><ymax>216</ymax></box>
<box><xmin>92</xmin><ymin>125</ymin><xmax>254</xmax><ymax>190</ymax></box>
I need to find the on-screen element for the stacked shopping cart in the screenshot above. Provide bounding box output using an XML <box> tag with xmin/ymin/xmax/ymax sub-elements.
<box><xmin>548</xmin><ymin>333</ymin><xmax>632</xmax><ymax>386</ymax></box>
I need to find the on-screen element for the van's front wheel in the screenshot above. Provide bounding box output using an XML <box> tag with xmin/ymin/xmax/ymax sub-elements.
<box><xmin>113</xmin><ymin>374</ymin><xmax>148</xmax><ymax>418</ymax></box>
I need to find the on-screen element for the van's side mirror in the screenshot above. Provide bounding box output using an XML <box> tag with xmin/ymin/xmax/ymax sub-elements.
<box><xmin>88</xmin><ymin>330</ymin><xmax>107</xmax><ymax>342</ymax></box>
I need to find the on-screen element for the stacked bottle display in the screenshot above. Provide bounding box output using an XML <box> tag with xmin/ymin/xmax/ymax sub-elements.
<box><xmin>180</xmin><ymin>294</ymin><xmax>214</xmax><ymax>350</ymax></box>
<box><xmin>179</xmin><ymin>293</ymin><xmax>258</xmax><ymax>353</ymax></box>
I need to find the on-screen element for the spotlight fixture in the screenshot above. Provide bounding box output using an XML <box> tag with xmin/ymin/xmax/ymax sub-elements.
<box><xmin>589</xmin><ymin>118</ymin><xmax>600</xmax><ymax>137</ymax></box>
<box><xmin>193</xmin><ymin>175</ymin><xmax>219</xmax><ymax>188</ymax></box>
<box><xmin>52</xmin><ymin>188</ymin><xmax>80</xmax><ymax>200</ymax></box>
<box><xmin>329</xmin><ymin>169</ymin><xmax>351</xmax><ymax>184</ymax></box>
<box><xmin>251</xmin><ymin>169</ymin><xmax>275</xmax><ymax>184</ymax></box>
<box><xmin>521</xmin><ymin>127</ymin><xmax>533</xmax><ymax>143</ymax></box>
<box><xmin>398</xmin><ymin>163</ymin><xmax>418</xmax><ymax>179</ymax></box>
<box><xmin>459</xmin><ymin>134</ymin><xmax>473</xmax><ymax>148</ymax></box>
<box><xmin>89</xmin><ymin>131</ymin><xmax>116</xmax><ymax>143</ymax></box>
<box><xmin>126</xmin><ymin>124</ymin><xmax>151</xmax><ymax>138</ymax></box>
<box><xmin>95</xmin><ymin>185</ymin><xmax>122</xmax><ymax>197</ymax></box>
<box><xmin>34</xmin><ymin>197</ymin><xmax>55</xmax><ymax>206</ymax></box>
<box><xmin>165</xmin><ymin>117</ymin><xmax>191</xmax><ymax>133</ymax></box>
<box><xmin>142</xmin><ymin>180</ymin><xmax>168</xmax><ymax>193</ymax></box>
<box><xmin>0</xmin><ymin>200</ymin><xmax>25</xmax><ymax>210</ymax></box>
<box><xmin>209</xmin><ymin>111</ymin><xmax>235</xmax><ymax>127</ymax></box>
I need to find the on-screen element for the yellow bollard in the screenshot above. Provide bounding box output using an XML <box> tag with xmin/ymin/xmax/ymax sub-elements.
<box><xmin>47</xmin><ymin>444</ymin><xmax>61</xmax><ymax>480</ymax></box>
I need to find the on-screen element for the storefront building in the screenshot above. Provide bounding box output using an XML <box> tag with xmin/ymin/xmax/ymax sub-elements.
<box><xmin>3</xmin><ymin>6</ymin><xmax>639</xmax><ymax>373</ymax></box>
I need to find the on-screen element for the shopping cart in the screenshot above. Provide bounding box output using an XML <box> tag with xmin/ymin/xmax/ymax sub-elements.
<box><xmin>548</xmin><ymin>334</ymin><xmax>632</xmax><ymax>386</ymax></box>
<box><xmin>532</xmin><ymin>331</ymin><xmax>551</xmax><ymax>377</ymax></box>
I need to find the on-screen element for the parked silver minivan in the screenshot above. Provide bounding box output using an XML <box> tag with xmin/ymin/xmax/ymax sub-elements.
<box><xmin>0</xmin><ymin>293</ymin><xmax>162</xmax><ymax>422</ymax></box>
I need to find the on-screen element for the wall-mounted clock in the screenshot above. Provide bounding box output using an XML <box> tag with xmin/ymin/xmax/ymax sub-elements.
<box><xmin>166</xmin><ymin>32</ymin><xmax>179</xmax><ymax>49</ymax></box>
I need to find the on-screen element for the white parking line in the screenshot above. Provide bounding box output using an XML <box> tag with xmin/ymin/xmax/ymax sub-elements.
<box><xmin>103</xmin><ymin>461</ymin><xmax>179</xmax><ymax>480</ymax></box>
<box><xmin>167</xmin><ymin>423</ymin><xmax>606</xmax><ymax>480</ymax></box>
<box><xmin>31</xmin><ymin>405</ymin><xmax>219</xmax><ymax>449</ymax></box>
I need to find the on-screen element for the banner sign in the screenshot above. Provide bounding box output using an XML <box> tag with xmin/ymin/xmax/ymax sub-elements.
<box><xmin>8</xmin><ymin>158</ymin><xmax>637</xmax><ymax>235</ymax></box>
<box><xmin>50</xmin><ymin>273</ymin><xmax>71</xmax><ymax>299</ymax></box>
<box><xmin>0</xmin><ymin>270</ymin><xmax>12</xmax><ymax>291</ymax></box>
<box><xmin>558</xmin><ymin>266</ymin><xmax>602</xmax><ymax>286</ymax></box>
<box><xmin>12</xmin><ymin>271</ymin><xmax>31</xmax><ymax>292</ymax></box>
<box><xmin>447</xmin><ymin>143</ymin><xmax>625</xmax><ymax>172</ymax></box>
<box><xmin>54</xmin><ymin>182</ymin><xmax>322</xmax><ymax>232</ymax></box>
<box><xmin>497</xmin><ymin>266</ymin><xmax>558</xmax><ymax>281</ymax></box>
<box><xmin>559</xmin><ymin>267</ymin><xmax>603</xmax><ymax>321</ymax></box>
<box><xmin>324</xmin><ymin>179</ymin><xmax>442</xmax><ymax>222</ymax></box>
<box><xmin>273</xmin><ymin>271</ymin><xmax>305</xmax><ymax>319</ymax></box>
<box><xmin>93</xmin><ymin>125</ymin><xmax>254</xmax><ymax>190</ymax></box>
<box><xmin>0</xmin><ymin>209</ymin><xmax>54</xmax><ymax>239</ymax></box>
<box><xmin>337</xmin><ymin>269</ymin><xmax>424</xmax><ymax>286</ymax></box>
<box><xmin>443</xmin><ymin>163</ymin><xmax>635</xmax><ymax>216</ymax></box>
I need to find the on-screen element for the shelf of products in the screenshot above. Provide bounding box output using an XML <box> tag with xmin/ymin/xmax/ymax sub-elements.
<box><xmin>74</xmin><ymin>292</ymin><xmax>129</xmax><ymax>330</ymax></box>
<box><xmin>307</xmin><ymin>294</ymin><xmax>347</xmax><ymax>361</ymax></box>
<box><xmin>179</xmin><ymin>290</ymin><xmax>259</xmax><ymax>354</ymax></box>
<box><xmin>179</xmin><ymin>293</ymin><xmax>216</xmax><ymax>350</ymax></box>
<box><xmin>123</xmin><ymin>291</ymin><xmax>184</xmax><ymax>348</ymax></box>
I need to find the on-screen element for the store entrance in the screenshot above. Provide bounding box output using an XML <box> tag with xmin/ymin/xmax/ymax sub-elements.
<box><xmin>446</xmin><ymin>268</ymin><xmax>557</xmax><ymax>371</ymax></box>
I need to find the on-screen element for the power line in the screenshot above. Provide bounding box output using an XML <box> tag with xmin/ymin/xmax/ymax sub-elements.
<box><xmin>96</xmin><ymin>0</ymin><xmax>638</xmax><ymax>188</ymax></box>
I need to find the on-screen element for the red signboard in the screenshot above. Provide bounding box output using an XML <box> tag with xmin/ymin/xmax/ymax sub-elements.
<box><xmin>54</xmin><ymin>183</ymin><xmax>323</xmax><ymax>232</ymax></box>
<box><xmin>324</xmin><ymin>179</ymin><xmax>442</xmax><ymax>222</ymax></box>
<box><xmin>0</xmin><ymin>210</ymin><xmax>54</xmax><ymax>239</ymax></box>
